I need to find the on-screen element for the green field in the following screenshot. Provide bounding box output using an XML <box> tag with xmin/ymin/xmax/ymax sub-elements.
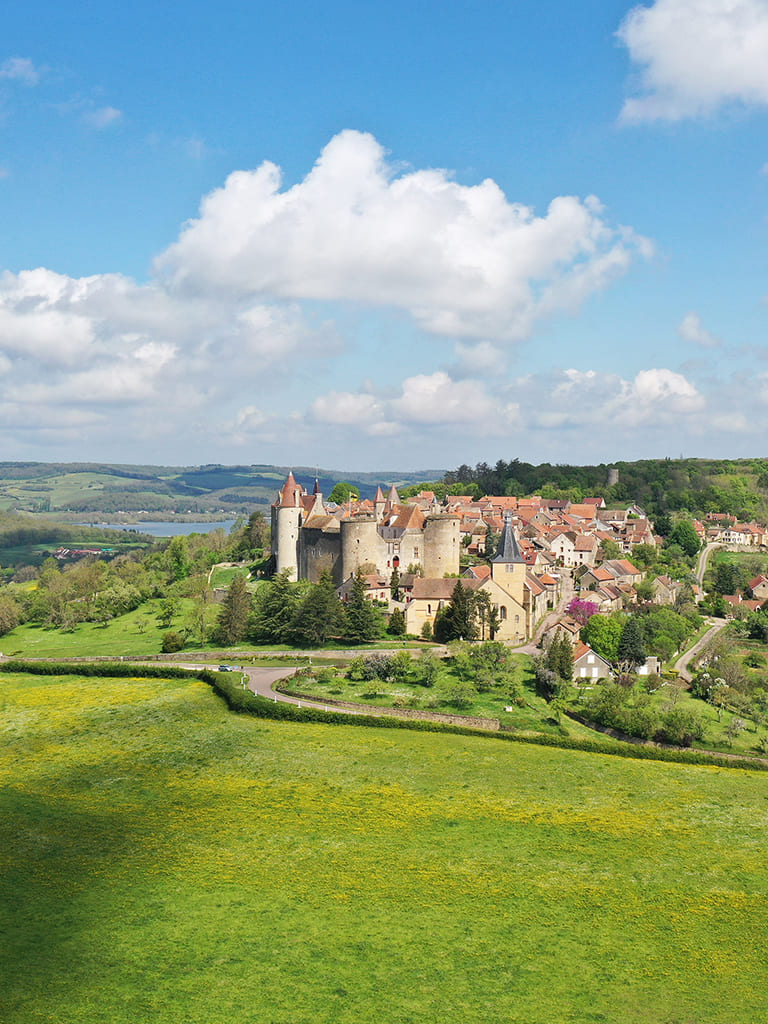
<box><xmin>3</xmin><ymin>670</ymin><xmax>768</xmax><ymax>1023</ymax></box>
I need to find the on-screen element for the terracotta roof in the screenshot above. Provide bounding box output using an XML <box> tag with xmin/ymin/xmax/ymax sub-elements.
<box><xmin>463</xmin><ymin>564</ymin><xmax>491</xmax><ymax>580</ymax></box>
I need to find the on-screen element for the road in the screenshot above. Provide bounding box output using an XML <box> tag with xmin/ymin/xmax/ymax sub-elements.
<box><xmin>673</xmin><ymin>619</ymin><xmax>727</xmax><ymax>684</ymax></box>
<box><xmin>519</xmin><ymin>569</ymin><xmax>575</xmax><ymax>654</ymax></box>
<box><xmin>696</xmin><ymin>542</ymin><xmax>720</xmax><ymax>586</ymax></box>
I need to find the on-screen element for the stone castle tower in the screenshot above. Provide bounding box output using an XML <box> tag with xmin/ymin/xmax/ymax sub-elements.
<box><xmin>271</xmin><ymin>472</ymin><xmax>460</xmax><ymax>583</ymax></box>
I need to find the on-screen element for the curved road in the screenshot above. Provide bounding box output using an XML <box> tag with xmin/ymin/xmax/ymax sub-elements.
<box><xmin>696</xmin><ymin>542</ymin><xmax>720</xmax><ymax>587</ymax></box>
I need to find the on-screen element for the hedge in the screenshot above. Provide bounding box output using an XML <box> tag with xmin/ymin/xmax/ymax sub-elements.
<box><xmin>3</xmin><ymin>659</ymin><xmax>766</xmax><ymax>773</ymax></box>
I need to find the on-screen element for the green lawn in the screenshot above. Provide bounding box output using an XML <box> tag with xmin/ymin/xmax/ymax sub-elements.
<box><xmin>3</xmin><ymin>670</ymin><xmax>768</xmax><ymax>1023</ymax></box>
<box><xmin>283</xmin><ymin>655</ymin><xmax>601</xmax><ymax>739</ymax></box>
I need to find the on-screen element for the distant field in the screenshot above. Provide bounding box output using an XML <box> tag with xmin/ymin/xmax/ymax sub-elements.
<box><xmin>2</xmin><ymin>670</ymin><xmax>768</xmax><ymax>1023</ymax></box>
<box><xmin>0</xmin><ymin>462</ymin><xmax>438</xmax><ymax>517</ymax></box>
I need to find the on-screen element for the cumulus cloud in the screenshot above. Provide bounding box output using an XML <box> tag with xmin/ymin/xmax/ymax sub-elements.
<box><xmin>0</xmin><ymin>264</ymin><xmax>337</xmax><ymax>455</ymax></box>
<box><xmin>539</xmin><ymin>366</ymin><xmax>705</xmax><ymax>428</ymax></box>
<box><xmin>157</xmin><ymin>130</ymin><xmax>650</xmax><ymax>341</ymax></box>
<box><xmin>618</xmin><ymin>0</ymin><xmax>768</xmax><ymax>121</ymax></box>
<box><xmin>310</xmin><ymin>371</ymin><xmax>520</xmax><ymax>438</ymax></box>
<box><xmin>0</xmin><ymin>57</ymin><xmax>40</xmax><ymax>85</ymax></box>
<box><xmin>677</xmin><ymin>311</ymin><xmax>721</xmax><ymax>347</ymax></box>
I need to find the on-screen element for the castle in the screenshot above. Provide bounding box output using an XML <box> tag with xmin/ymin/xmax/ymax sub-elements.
<box><xmin>271</xmin><ymin>472</ymin><xmax>461</xmax><ymax>584</ymax></box>
<box><xmin>271</xmin><ymin>472</ymin><xmax>537</xmax><ymax>643</ymax></box>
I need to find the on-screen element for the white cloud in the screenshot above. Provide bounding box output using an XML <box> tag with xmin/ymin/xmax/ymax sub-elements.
<box><xmin>677</xmin><ymin>311</ymin><xmax>721</xmax><ymax>347</ymax></box>
<box><xmin>451</xmin><ymin>340</ymin><xmax>505</xmax><ymax>377</ymax></box>
<box><xmin>0</xmin><ymin>57</ymin><xmax>40</xmax><ymax>85</ymax></box>
<box><xmin>311</xmin><ymin>371</ymin><xmax>520</xmax><ymax>437</ymax></box>
<box><xmin>618</xmin><ymin>0</ymin><xmax>768</xmax><ymax>121</ymax></box>
<box><xmin>311</xmin><ymin>390</ymin><xmax>384</xmax><ymax>426</ymax></box>
<box><xmin>539</xmin><ymin>366</ymin><xmax>704</xmax><ymax>428</ymax></box>
<box><xmin>82</xmin><ymin>105</ymin><xmax>122</xmax><ymax>129</ymax></box>
<box><xmin>156</xmin><ymin>130</ymin><xmax>650</xmax><ymax>341</ymax></box>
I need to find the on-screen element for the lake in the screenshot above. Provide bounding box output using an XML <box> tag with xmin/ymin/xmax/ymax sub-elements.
<box><xmin>83</xmin><ymin>520</ymin><xmax>239</xmax><ymax>538</ymax></box>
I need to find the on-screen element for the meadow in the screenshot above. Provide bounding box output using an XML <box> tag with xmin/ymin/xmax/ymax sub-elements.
<box><xmin>3</xmin><ymin>670</ymin><xmax>768</xmax><ymax>1023</ymax></box>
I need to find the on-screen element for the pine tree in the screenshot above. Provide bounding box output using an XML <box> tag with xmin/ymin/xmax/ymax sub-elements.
<box><xmin>345</xmin><ymin>569</ymin><xmax>381</xmax><ymax>643</ymax></box>
<box><xmin>618</xmin><ymin>615</ymin><xmax>647</xmax><ymax>670</ymax></box>
<box><xmin>251</xmin><ymin>570</ymin><xmax>297</xmax><ymax>643</ymax></box>
<box><xmin>291</xmin><ymin>570</ymin><xmax>345</xmax><ymax>646</ymax></box>
<box><xmin>433</xmin><ymin>581</ymin><xmax>478</xmax><ymax>643</ymax></box>
<box><xmin>390</xmin><ymin>567</ymin><xmax>401</xmax><ymax>602</ymax></box>
<box><xmin>387</xmin><ymin>606</ymin><xmax>406</xmax><ymax>635</ymax></box>
<box><xmin>217</xmin><ymin>574</ymin><xmax>252</xmax><ymax>645</ymax></box>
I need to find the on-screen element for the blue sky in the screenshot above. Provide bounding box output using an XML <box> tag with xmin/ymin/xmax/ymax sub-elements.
<box><xmin>1</xmin><ymin>0</ymin><xmax>768</xmax><ymax>472</ymax></box>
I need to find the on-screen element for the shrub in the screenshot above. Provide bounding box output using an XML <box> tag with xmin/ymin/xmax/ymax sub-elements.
<box><xmin>161</xmin><ymin>630</ymin><xmax>185</xmax><ymax>653</ymax></box>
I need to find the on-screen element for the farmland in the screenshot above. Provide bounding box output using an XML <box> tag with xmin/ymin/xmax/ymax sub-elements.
<box><xmin>3</xmin><ymin>669</ymin><xmax>768</xmax><ymax>1023</ymax></box>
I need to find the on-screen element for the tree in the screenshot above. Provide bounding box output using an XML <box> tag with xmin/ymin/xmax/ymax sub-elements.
<box><xmin>344</xmin><ymin>568</ymin><xmax>381</xmax><ymax>643</ymax></box>
<box><xmin>433</xmin><ymin>581</ymin><xmax>478</xmax><ymax>643</ymax></box>
<box><xmin>186</xmin><ymin>578</ymin><xmax>215</xmax><ymax>646</ymax></box>
<box><xmin>566</xmin><ymin>598</ymin><xmax>599</xmax><ymax>626</ymax></box>
<box><xmin>599</xmin><ymin>538</ymin><xmax>621</xmax><ymax>561</ymax></box>
<box><xmin>387</xmin><ymin>607</ymin><xmax>406</xmax><ymax>636</ymax></box>
<box><xmin>546</xmin><ymin>631</ymin><xmax>573</xmax><ymax>683</ymax></box>
<box><xmin>415</xmin><ymin>650</ymin><xmax>440</xmax><ymax>687</ymax></box>
<box><xmin>252</xmin><ymin>570</ymin><xmax>297</xmax><ymax>643</ymax></box>
<box><xmin>217</xmin><ymin>574</ymin><xmax>252</xmax><ymax>645</ymax></box>
<box><xmin>713</xmin><ymin>561</ymin><xmax>742</xmax><ymax>595</ymax></box>
<box><xmin>654</xmin><ymin>513</ymin><xmax>672</xmax><ymax>537</ymax></box>
<box><xmin>474</xmin><ymin>589</ymin><xmax>500</xmax><ymax>640</ymax></box>
<box><xmin>390</xmin><ymin>567</ymin><xmax>401</xmax><ymax>602</ymax></box>
<box><xmin>166</xmin><ymin>535</ymin><xmax>190</xmax><ymax>581</ymax></box>
<box><xmin>634</xmin><ymin>579</ymin><xmax>655</xmax><ymax>603</ymax></box>
<box><xmin>233</xmin><ymin>510</ymin><xmax>270</xmax><ymax>559</ymax></box>
<box><xmin>581</xmin><ymin>613</ymin><xmax>624</xmax><ymax>663</ymax></box>
<box><xmin>617</xmin><ymin>616</ymin><xmax>647</xmax><ymax>671</ymax></box>
<box><xmin>328</xmin><ymin>481</ymin><xmax>360</xmax><ymax>505</ymax></box>
<box><xmin>157</xmin><ymin>596</ymin><xmax>179</xmax><ymax>629</ymax></box>
<box><xmin>668</xmin><ymin>520</ymin><xmax>700</xmax><ymax>557</ymax></box>
<box><xmin>291</xmin><ymin>571</ymin><xmax>345</xmax><ymax>646</ymax></box>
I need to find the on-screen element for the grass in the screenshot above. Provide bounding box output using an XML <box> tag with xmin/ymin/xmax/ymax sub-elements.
<box><xmin>3</xmin><ymin>670</ymin><xmax>768</xmax><ymax>1023</ymax></box>
<box><xmin>0</xmin><ymin>600</ymin><xmax>435</xmax><ymax>659</ymax></box>
<box><xmin>208</xmin><ymin>565</ymin><xmax>250</xmax><ymax>589</ymax></box>
<box><xmin>282</xmin><ymin>655</ymin><xmax>601</xmax><ymax>739</ymax></box>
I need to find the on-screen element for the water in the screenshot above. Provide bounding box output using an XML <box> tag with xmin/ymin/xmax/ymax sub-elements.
<box><xmin>83</xmin><ymin>520</ymin><xmax>238</xmax><ymax>538</ymax></box>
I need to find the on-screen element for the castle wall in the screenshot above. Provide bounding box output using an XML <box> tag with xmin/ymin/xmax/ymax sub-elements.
<box><xmin>299</xmin><ymin>528</ymin><xmax>343</xmax><ymax>584</ymax></box>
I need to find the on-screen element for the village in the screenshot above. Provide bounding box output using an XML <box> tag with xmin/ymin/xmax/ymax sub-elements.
<box><xmin>271</xmin><ymin>471</ymin><xmax>768</xmax><ymax>679</ymax></box>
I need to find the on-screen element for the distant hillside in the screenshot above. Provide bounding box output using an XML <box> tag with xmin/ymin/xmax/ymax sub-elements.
<box><xmin>0</xmin><ymin>463</ymin><xmax>443</xmax><ymax>519</ymax></box>
<box><xmin>437</xmin><ymin>457</ymin><xmax>768</xmax><ymax>521</ymax></box>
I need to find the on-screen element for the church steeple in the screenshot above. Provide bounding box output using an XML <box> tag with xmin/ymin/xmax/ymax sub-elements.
<box><xmin>492</xmin><ymin>511</ymin><xmax>524</xmax><ymax>563</ymax></box>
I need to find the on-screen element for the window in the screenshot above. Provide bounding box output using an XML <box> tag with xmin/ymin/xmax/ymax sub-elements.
<box><xmin>500</xmin><ymin>607</ymin><xmax>507</xmax><ymax>620</ymax></box>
